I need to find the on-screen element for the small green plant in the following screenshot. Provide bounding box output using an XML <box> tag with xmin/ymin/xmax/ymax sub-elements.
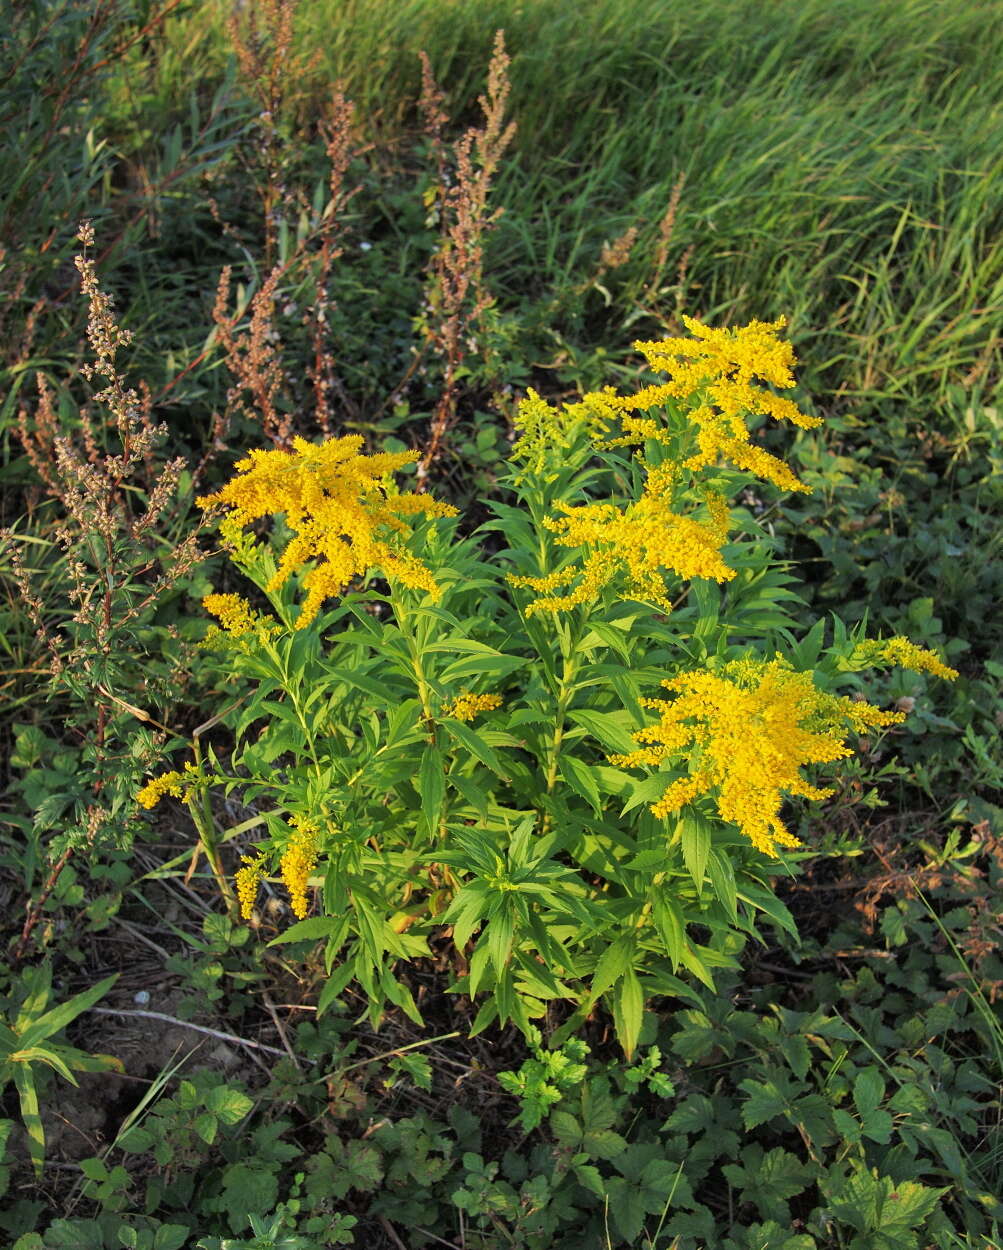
<box><xmin>0</xmin><ymin>964</ymin><xmax>119</xmax><ymax>1174</ymax></box>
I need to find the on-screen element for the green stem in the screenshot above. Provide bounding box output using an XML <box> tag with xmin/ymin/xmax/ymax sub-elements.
<box><xmin>541</xmin><ymin>614</ymin><xmax>587</xmax><ymax>831</ymax></box>
<box><xmin>390</xmin><ymin>580</ymin><xmax>435</xmax><ymax>735</ymax></box>
<box><xmin>189</xmin><ymin>740</ymin><xmax>237</xmax><ymax>917</ymax></box>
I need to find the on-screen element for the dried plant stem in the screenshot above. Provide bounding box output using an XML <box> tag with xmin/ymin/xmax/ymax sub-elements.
<box><xmin>416</xmin><ymin>31</ymin><xmax>514</xmax><ymax>487</ymax></box>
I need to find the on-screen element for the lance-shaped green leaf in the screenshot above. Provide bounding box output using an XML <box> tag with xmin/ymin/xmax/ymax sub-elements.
<box><xmin>19</xmin><ymin>973</ymin><xmax>118</xmax><ymax>1048</ymax></box>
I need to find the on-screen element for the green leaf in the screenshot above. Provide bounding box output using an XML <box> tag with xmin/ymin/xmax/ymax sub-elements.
<box><xmin>567</xmin><ymin>708</ymin><xmax>639</xmax><ymax>754</ymax></box>
<box><xmin>19</xmin><ymin>973</ymin><xmax>118</xmax><ymax>1047</ymax></box>
<box><xmin>590</xmin><ymin>939</ymin><xmax>634</xmax><ymax>1001</ymax></box>
<box><xmin>612</xmin><ymin>968</ymin><xmax>644</xmax><ymax>1060</ymax></box>
<box><xmin>443</xmin><ymin>718</ymin><xmax>507</xmax><ymax>777</ymax></box>
<box><xmin>12</xmin><ymin>1064</ymin><xmax>44</xmax><ymax>1176</ymax></box>
<box><xmin>560</xmin><ymin>754</ymin><xmax>602</xmax><ymax>815</ymax></box>
<box><xmin>417</xmin><ymin>745</ymin><xmax>445</xmax><ymax>835</ymax></box>
<box><xmin>203</xmin><ymin>1084</ymin><xmax>253</xmax><ymax>1125</ymax></box>
<box><xmin>220</xmin><ymin>1163</ymin><xmax>279</xmax><ymax>1235</ymax></box>
<box><xmin>652</xmin><ymin>893</ymin><xmax>685</xmax><ymax>970</ymax></box>
<box><xmin>268</xmin><ymin>916</ymin><xmax>339</xmax><ymax>945</ymax></box>
<box><xmin>853</xmin><ymin>1068</ymin><xmax>884</xmax><ymax>1117</ymax></box>
<box><xmin>680</xmin><ymin>814</ymin><xmax>710</xmax><ymax>892</ymax></box>
<box><xmin>739</xmin><ymin>1077</ymin><xmax>789</xmax><ymax>1130</ymax></box>
<box><xmin>707</xmin><ymin>848</ymin><xmax>737</xmax><ymax>922</ymax></box>
<box><xmin>722</xmin><ymin>1145</ymin><xmax>814</xmax><ymax>1224</ymax></box>
<box><xmin>152</xmin><ymin>1227</ymin><xmax>190</xmax><ymax>1250</ymax></box>
<box><xmin>193</xmin><ymin>1112</ymin><xmax>218</xmax><ymax>1144</ymax></box>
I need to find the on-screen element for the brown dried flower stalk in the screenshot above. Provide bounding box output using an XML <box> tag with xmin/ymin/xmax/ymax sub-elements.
<box><xmin>417</xmin><ymin>30</ymin><xmax>515</xmax><ymax>486</ymax></box>
<box><xmin>4</xmin><ymin>222</ymin><xmax>206</xmax><ymax>957</ymax></box>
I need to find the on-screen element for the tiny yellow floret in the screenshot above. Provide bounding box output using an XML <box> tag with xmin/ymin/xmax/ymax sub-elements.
<box><xmin>443</xmin><ymin>692</ymin><xmax>503</xmax><ymax>722</ymax></box>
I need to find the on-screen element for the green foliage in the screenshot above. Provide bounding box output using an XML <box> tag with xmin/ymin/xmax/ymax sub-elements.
<box><xmin>0</xmin><ymin>965</ymin><xmax>119</xmax><ymax>1175</ymax></box>
<box><xmin>0</xmin><ymin>3</ymin><xmax>999</xmax><ymax>1246</ymax></box>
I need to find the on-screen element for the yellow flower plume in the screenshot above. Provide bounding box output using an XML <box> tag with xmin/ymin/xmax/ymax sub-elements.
<box><xmin>511</xmin><ymin>462</ymin><xmax>734</xmax><ymax>614</ymax></box>
<box><xmin>597</xmin><ymin>315</ymin><xmax>821</xmax><ymax>494</ymax></box>
<box><xmin>136</xmin><ymin>762</ymin><xmax>198</xmax><ymax>809</ymax></box>
<box><xmin>235</xmin><ymin>856</ymin><xmax>265</xmax><ymax>920</ymax></box>
<box><xmin>609</xmin><ymin>658</ymin><xmax>905</xmax><ymax>857</ymax></box>
<box><xmin>851</xmin><ymin>635</ymin><xmax>959</xmax><ymax>681</ymax></box>
<box><xmin>198</xmin><ymin>436</ymin><xmax>458</xmax><ymax>627</ymax></box>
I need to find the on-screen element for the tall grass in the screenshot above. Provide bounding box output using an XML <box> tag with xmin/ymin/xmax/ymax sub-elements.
<box><xmin>139</xmin><ymin>0</ymin><xmax>1003</xmax><ymax>422</ymax></box>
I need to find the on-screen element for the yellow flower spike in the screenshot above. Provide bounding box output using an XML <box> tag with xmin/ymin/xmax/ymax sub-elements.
<box><xmin>279</xmin><ymin>815</ymin><xmax>320</xmax><ymax>920</ymax></box>
<box><xmin>234</xmin><ymin>856</ymin><xmax>265</xmax><ymax>920</ymax></box>
<box><xmin>591</xmin><ymin>314</ymin><xmax>820</xmax><ymax>493</ymax></box>
<box><xmin>136</xmin><ymin>770</ymin><xmax>185</xmax><ymax>810</ymax></box>
<box><xmin>198</xmin><ymin>435</ymin><xmax>458</xmax><ymax>627</ymax></box>
<box><xmin>609</xmin><ymin>658</ymin><xmax>905</xmax><ymax>857</ymax></box>
<box><xmin>881</xmin><ymin>637</ymin><xmax>959</xmax><ymax>681</ymax></box>
<box><xmin>443</xmin><ymin>692</ymin><xmax>503</xmax><ymax>722</ymax></box>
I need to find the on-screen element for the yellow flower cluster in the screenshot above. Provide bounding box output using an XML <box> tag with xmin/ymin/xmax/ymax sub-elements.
<box><xmin>136</xmin><ymin>762</ymin><xmax>197</xmax><ymax>809</ymax></box>
<box><xmin>610</xmin><ymin>658</ymin><xmax>905</xmax><ymax>857</ymax></box>
<box><xmin>511</xmin><ymin>462</ymin><xmax>734</xmax><ymax>613</ymax></box>
<box><xmin>510</xmin><ymin>388</ymin><xmax>606</xmax><ymax>481</ymax></box>
<box><xmin>198</xmin><ymin>436</ymin><xmax>458</xmax><ymax>627</ymax></box>
<box><xmin>852</xmin><ymin>636</ymin><xmax>959</xmax><ymax>681</ymax></box>
<box><xmin>202</xmin><ymin>593</ymin><xmax>262</xmax><ymax>637</ymax></box>
<box><xmin>201</xmin><ymin>592</ymin><xmax>280</xmax><ymax>652</ymax></box>
<box><xmin>443</xmin><ymin>691</ymin><xmax>503</xmax><ymax>722</ymax></box>
<box><xmin>597</xmin><ymin>315</ymin><xmax>821</xmax><ymax>493</ymax></box>
<box><xmin>279</xmin><ymin>814</ymin><xmax>320</xmax><ymax>919</ymax></box>
<box><xmin>235</xmin><ymin>856</ymin><xmax>265</xmax><ymax>920</ymax></box>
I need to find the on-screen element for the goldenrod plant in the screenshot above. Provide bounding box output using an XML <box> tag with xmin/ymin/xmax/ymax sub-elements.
<box><xmin>140</xmin><ymin>316</ymin><xmax>955</xmax><ymax>1056</ymax></box>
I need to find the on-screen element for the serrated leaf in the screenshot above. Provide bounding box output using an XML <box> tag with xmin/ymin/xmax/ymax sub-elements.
<box><xmin>739</xmin><ymin>1078</ymin><xmax>788</xmax><ymax>1130</ymax></box>
<box><xmin>853</xmin><ymin>1068</ymin><xmax>885</xmax><ymax>1117</ymax></box>
<box><xmin>590</xmin><ymin>939</ymin><xmax>634</xmax><ymax>1001</ymax></box>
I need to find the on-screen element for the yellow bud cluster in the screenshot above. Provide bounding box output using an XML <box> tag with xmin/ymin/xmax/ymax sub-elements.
<box><xmin>198</xmin><ymin>435</ymin><xmax>458</xmax><ymax>627</ymax></box>
<box><xmin>203</xmin><ymin>593</ymin><xmax>261</xmax><ymax>637</ymax></box>
<box><xmin>443</xmin><ymin>692</ymin><xmax>503</xmax><ymax>722</ymax></box>
<box><xmin>234</xmin><ymin>856</ymin><xmax>265</xmax><ymax>920</ymax></box>
<box><xmin>509</xmin><ymin>388</ymin><xmax>607</xmax><ymax>481</ymax></box>
<box><xmin>610</xmin><ymin>658</ymin><xmax>904</xmax><ymax>857</ymax></box>
<box><xmin>136</xmin><ymin>762</ymin><xmax>198</xmax><ymax>810</ymax></box>
<box><xmin>279</xmin><ymin>814</ymin><xmax>320</xmax><ymax>919</ymax></box>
